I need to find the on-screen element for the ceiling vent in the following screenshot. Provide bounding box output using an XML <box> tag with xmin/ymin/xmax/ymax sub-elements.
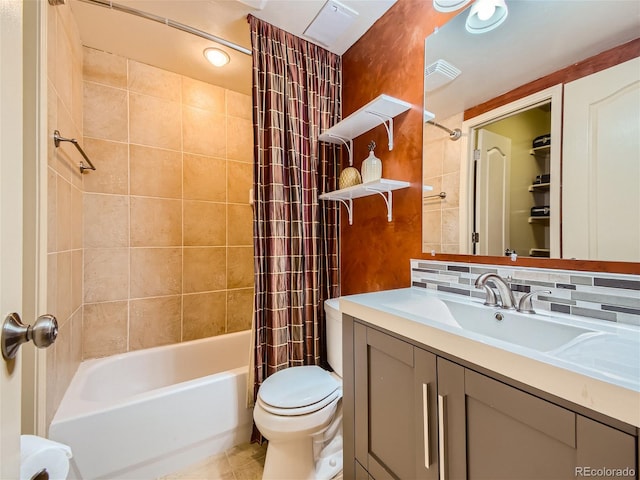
<box><xmin>303</xmin><ymin>0</ymin><xmax>359</xmax><ymax>47</ymax></box>
<box><xmin>425</xmin><ymin>59</ymin><xmax>461</xmax><ymax>92</ymax></box>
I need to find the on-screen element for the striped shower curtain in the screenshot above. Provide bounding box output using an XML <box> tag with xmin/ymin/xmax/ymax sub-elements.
<box><xmin>248</xmin><ymin>14</ymin><xmax>341</xmax><ymax>435</ymax></box>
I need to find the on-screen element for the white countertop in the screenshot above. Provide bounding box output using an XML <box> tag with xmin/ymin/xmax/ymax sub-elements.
<box><xmin>339</xmin><ymin>287</ymin><xmax>640</xmax><ymax>428</ymax></box>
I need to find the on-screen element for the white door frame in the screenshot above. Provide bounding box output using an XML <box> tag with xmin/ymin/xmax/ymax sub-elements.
<box><xmin>1</xmin><ymin>0</ymin><xmax>27</xmax><ymax>476</ymax></box>
<box><xmin>1</xmin><ymin>6</ymin><xmax>48</xmax><ymax>473</ymax></box>
<box><xmin>459</xmin><ymin>85</ymin><xmax>563</xmax><ymax>256</ymax></box>
<box><xmin>22</xmin><ymin>0</ymin><xmax>50</xmax><ymax>437</ymax></box>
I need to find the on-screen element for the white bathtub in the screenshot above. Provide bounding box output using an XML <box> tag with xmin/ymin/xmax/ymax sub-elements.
<box><xmin>49</xmin><ymin>330</ymin><xmax>253</xmax><ymax>480</ymax></box>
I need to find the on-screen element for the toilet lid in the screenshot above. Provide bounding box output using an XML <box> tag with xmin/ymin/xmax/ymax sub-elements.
<box><xmin>259</xmin><ymin>365</ymin><xmax>340</xmax><ymax>410</ymax></box>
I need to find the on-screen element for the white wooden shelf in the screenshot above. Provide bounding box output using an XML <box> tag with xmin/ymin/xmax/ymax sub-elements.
<box><xmin>318</xmin><ymin>94</ymin><xmax>412</xmax><ymax>165</ymax></box>
<box><xmin>319</xmin><ymin>179</ymin><xmax>415</xmax><ymax>225</ymax></box>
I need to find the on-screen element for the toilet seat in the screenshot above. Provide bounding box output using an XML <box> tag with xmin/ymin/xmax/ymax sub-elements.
<box><xmin>258</xmin><ymin>365</ymin><xmax>341</xmax><ymax>416</ymax></box>
<box><xmin>258</xmin><ymin>388</ymin><xmax>342</xmax><ymax>416</ymax></box>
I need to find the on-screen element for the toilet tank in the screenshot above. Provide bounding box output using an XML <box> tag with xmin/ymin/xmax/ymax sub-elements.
<box><xmin>324</xmin><ymin>298</ymin><xmax>342</xmax><ymax>377</ymax></box>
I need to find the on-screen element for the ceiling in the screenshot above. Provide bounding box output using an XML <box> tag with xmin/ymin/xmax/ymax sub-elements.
<box><xmin>68</xmin><ymin>0</ymin><xmax>397</xmax><ymax>95</ymax></box>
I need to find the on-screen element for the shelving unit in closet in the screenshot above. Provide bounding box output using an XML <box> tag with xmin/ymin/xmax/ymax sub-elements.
<box><xmin>527</xmin><ymin>141</ymin><xmax>551</xmax><ymax>257</ymax></box>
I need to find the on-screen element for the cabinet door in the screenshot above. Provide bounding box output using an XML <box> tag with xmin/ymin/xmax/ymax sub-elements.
<box><xmin>354</xmin><ymin>324</ymin><xmax>437</xmax><ymax>480</ymax></box>
<box><xmin>445</xmin><ymin>367</ymin><xmax>637</xmax><ymax>479</ymax></box>
<box><xmin>576</xmin><ymin>415</ymin><xmax>637</xmax><ymax>478</ymax></box>
<box><xmin>436</xmin><ymin>358</ymin><xmax>467</xmax><ymax>480</ymax></box>
<box><xmin>464</xmin><ymin>368</ymin><xmax>577</xmax><ymax>479</ymax></box>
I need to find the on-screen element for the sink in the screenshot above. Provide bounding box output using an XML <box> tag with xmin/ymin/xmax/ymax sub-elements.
<box><xmin>443</xmin><ymin>300</ymin><xmax>595</xmax><ymax>352</ymax></box>
<box><xmin>382</xmin><ymin>295</ymin><xmax>595</xmax><ymax>352</ymax></box>
<box><xmin>552</xmin><ymin>334</ymin><xmax>640</xmax><ymax>383</ymax></box>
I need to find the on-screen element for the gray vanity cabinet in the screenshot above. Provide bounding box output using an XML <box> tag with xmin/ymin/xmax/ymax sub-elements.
<box><xmin>440</xmin><ymin>358</ymin><xmax>636</xmax><ymax>479</ymax></box>
<box><xmin>354</xmin><ymin>323</ymin><xmax>438</xmax><ymax>480</ymax></box>
<box><xmin>352</xmin><ymin>322</ymin><xmax>438</xmax><ymax>480</ymax></box>
<box><xmin>343</xmin><ymin>315</ymin><xmax>638</xmax><ymax>480</ymax></box>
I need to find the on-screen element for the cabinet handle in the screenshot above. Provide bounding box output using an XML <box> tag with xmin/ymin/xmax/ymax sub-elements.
<box><xmin>422</xmin><ymin>383</ymin><xmax>430</xmax><ymax>469</ymax></box>
<box><xmin>438</xmin><ymin>394</ymin><xmax>447</xmax><ymax>480</ymax></box>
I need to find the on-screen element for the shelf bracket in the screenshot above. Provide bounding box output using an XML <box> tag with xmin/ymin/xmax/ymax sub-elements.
<box><xmin>365</xmin><ymin>111</ymin><xmax>394</xmax><ymax>151</ymax></box>
<box><xmin>326</xmin><ymin>135</ymin><xmax>353</xmax><ymax>166</ymax></box>
<box><xmin>366</xmin><ymin>188</ymin><xmax>394</xmax><ymax>222</ymax></box>
<box><xmin>336</xmin><ymin>199</ymin><xmax>354</xmax><ymax>225</ymax></box>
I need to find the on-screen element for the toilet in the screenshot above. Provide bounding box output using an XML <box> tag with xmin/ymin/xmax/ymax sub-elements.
<box><xmin>253</xmin><ymin>298</ymin><xmax>343</xmax><ymax>480</ymax></box>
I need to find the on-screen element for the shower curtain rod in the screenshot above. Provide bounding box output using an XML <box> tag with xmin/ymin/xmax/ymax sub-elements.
<box><xmin>71</xmin><ymin>0</ymin><xmax>252</xmax><ymax>56</ymax></box>
<box><xmin>426</xmin><ymin>119</ymin><xmax>462</xmax><ymax>141</ymax></box>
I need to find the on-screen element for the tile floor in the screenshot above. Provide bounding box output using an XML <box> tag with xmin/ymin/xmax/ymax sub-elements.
<box><xmin>160</xmin><ymin>442</ymin><xmax>267</xmax><ymax>480</ymax></box>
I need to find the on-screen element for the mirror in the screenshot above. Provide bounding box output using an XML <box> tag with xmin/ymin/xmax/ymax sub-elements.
<box><xmin>422</xmin><ymin>0</ymin><xmax>639</xmax><ymax>261</ymax></box>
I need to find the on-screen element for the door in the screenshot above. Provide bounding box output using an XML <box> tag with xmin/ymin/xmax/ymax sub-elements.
<box><xmin>563</xmin><ymin>57</ymin><xmax>640</xmax><ymax>261</ymax></box>
<box><xmin>1</xmin><ymin>0</ymin><xmax>25</xmax><ymax>476</ymax></box>
<box><xmin>475</xmin><ymin>129</ymin><xmax>512</xmax><ymax>256</ymax></box>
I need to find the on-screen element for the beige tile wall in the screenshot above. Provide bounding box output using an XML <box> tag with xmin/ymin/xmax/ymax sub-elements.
<box><xmin>82</xmin><ymin>47</ymin><xmax>254</xmax><ymax>359</ymax></box>
<box><xmin>422</xmin><ymin>112</ymin><xmax>463</xmax><ymax>254</ymax></box>
<box><xmin>46</xmin><ymin>1</ymin><xmax>84</xmax><ymax>427</ymax></box>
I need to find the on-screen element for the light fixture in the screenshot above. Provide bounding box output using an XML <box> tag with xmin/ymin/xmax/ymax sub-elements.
<box><xmin>432</xmin><ymin>0</ymin><xmax>472</xmax><ymax>12</ymax></box>
<box><xmin>465</xmin><ymin>0</ymin><xmax>508</xmax><ymax>34</ymax></box>
<box><xmin>203</xmin><ymin>48</ymin><xmax>230</xmax><ymax>67</ymax></box>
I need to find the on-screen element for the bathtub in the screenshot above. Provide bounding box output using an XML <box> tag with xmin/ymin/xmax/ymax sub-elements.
<box><xmin>49</xmin><ymin>330</ymin><xmax>253</xmax><ymax>480</ymax></box>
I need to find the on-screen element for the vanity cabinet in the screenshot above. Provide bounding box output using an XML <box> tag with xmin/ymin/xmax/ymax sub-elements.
<box><xmin>439</xmin><ymin>358</ymin><xmax>636</xmax><ymax>479</ymax></box>
<box><xmin>352</xmin><ymin>322</ymin><xmax>438</xmax><ymax>480</ymax></box>
<box><xmin>343</xmin><ymin>315</ymin><xmax>638</xmax><ymax>480</ymax></box>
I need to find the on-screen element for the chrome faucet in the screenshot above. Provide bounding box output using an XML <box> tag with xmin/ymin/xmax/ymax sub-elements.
<box><xmin>474</xmin><ymin>273</ymin><xmax>517</xmax><ymax>310</ymax></box>
<box><xmin>516</xmin><ymin>290</ymin><xmax>552</xmax><ymax>314</ymax></box>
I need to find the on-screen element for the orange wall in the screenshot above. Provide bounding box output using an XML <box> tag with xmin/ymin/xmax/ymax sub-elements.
<box><xmin>340</xmin><ymin>0</ymin><xmax>454</xmax><ymax>295</ymax></box>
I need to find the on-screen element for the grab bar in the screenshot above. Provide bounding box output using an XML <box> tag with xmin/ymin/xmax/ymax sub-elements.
<box><xmin>53</xmin><ymin>130</ymin><xmax>96</xmax><ymax>173</ymax></box>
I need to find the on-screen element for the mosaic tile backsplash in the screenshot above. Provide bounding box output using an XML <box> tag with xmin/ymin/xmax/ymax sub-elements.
<box><xmin>411</xmin><ymin>260</ymin><xmax>640</xmax><ymax>326</ymax></box>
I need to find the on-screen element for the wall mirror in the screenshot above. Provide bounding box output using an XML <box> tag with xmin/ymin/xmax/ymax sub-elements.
<box><xmin>422</xmin><ymin>0</ymin><xmax>639</xmax><ymax>262</ymax></box>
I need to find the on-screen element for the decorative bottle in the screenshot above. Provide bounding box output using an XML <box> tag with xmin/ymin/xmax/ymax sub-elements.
<box><xmin>361</xmin><ymin>140</ymin><xmax>382</xmax><ymax>183</ymax></box>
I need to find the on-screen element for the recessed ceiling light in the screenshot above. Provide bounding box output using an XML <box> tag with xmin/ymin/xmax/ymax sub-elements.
<box><xmin>465</xmin><ymin>0</ymin><xmax>508</xmax><ymax>34</ymax></box>
<box><xmin>203</xmin><ymin>48</ymin><xmax>230</xmax><ymax>67</ymax></box>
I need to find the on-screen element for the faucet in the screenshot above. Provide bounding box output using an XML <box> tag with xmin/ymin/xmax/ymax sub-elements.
<box><xmin>474</xmin><ymin>273</ymin><xmax>517</xmax><ymax>310</ymax></box>
<box><xmin>516</xmin><ymin>290</ymin><xmax>552</xmax><ymax>314</ymax></box>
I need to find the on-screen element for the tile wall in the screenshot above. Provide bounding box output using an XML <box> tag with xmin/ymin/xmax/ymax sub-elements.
<box><xmin>46</xmin><ymin>1</ymin><xmax>84</xmax><ymax>427</ymax></box>
<box><xmin>422</xmin><ymin>112</ymin><xmax>463</xmax><ymax>254</ymax></box>
<box><xmin>411</xmin><ymin>259</ymin><xmax>640</xmax><ymax>326</ymax></box>
<box><xmin>81</xmin><ymin>47</ymin><xmax>254</xmax><ymax>359</ymax></box>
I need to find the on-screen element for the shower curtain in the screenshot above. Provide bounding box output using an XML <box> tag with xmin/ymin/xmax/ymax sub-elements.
<box><xmin>248</xmin><ymin>15</ymin><xmax>341</xmax><ymax>433</ymax></box>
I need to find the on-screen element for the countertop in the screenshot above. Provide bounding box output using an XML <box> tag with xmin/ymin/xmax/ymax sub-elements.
<box><xmin>339</xmin><ymin>287</ymin><xmax>640</xmax><ymax>428</ymax></box>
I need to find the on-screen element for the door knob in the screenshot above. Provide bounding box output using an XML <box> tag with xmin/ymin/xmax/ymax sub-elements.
<box><xmin>1</xmin><ymin>312</ymin><xmax>58</xmax><ymax>361</ymax></box>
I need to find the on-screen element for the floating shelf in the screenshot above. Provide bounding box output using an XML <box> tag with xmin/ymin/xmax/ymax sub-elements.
<box><xmin>319</xmin><ymin>178</ymin><xmax>415</xmax><ymax>225</ymax></box>
<box><xmin>528</xmin><ymin>182</ymin><xmax>551</xmax><ymax>192</ymax></box>
<box><xmin>318</xmin><ymin>94</ymin><xmax>412</xmax><ymax>165</ymax></box>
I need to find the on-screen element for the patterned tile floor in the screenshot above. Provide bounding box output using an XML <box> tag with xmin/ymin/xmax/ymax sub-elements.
<box><xmin>160</xmin><ymin>442</ymin><xmax>267</xmax><ymax>480</ymax></box>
